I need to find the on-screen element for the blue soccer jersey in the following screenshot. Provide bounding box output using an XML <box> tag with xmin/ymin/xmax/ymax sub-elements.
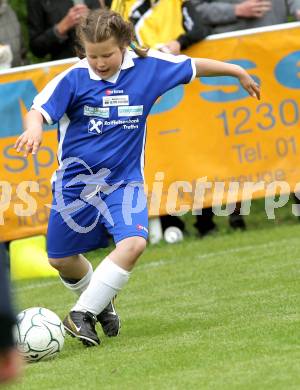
<box><xmin>33</xmin><ymin>49</ymin><xmax>196</xmax><ymax>186</ymax></box>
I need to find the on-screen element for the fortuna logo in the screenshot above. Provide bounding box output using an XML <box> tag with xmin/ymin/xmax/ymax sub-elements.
<box><xmin>137</xmin><ymin>224</ymin><xmax>148</xmax><ymax>233</ymax></box>
<box><xmin>105</xmin><ymin>89</ymin><xmax>124</xmax><ymax>95</ymax></box>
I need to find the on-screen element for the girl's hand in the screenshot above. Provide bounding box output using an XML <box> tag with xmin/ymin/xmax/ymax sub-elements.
<box><xmin>14</xmin><ymin>128</ymin><xmax>43</xmax><ymax>157</ymax></box>
<box><xmin>238</xmin><ymin>70</ymin><xmax>261</xmax><ymax>100</ymax></box>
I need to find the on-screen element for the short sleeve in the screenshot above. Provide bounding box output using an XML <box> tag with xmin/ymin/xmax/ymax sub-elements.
<box><xmin>32</xmin><ymin>73</ymin><xmax>74</xmax><ymax>124</ymax></box>
<box><xmin>148</xmin><ymin>49</ymin><xmax>196</xmax><ymax>96</ymax></box>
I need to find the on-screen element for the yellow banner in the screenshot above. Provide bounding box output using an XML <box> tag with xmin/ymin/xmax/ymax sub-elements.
<box><xmin>0</xmin><ymin>61</ymin><xmax>74</xmax><ymax>241</ymax></box>
<box><xmin>145</xmin><ymin>23</ymin><xmax>300</xmax><ymax>215</ymax></box>
<box><xmin>1</xmin><ymin>24</ymin><xmax>300</xmax><ymax>241</ymax></box>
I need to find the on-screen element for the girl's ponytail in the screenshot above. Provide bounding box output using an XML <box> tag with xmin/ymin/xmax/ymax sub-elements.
<box><xmin>129</xmin><ymin>41</ymin><xmax>148</xmax><ymax>58</ymax></box>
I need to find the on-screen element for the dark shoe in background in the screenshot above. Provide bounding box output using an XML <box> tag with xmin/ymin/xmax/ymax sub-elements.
<box><xmin>229</xmin><ymin>214</ymin><xmax>246</xmax><ymax>230</ymax></box>
<box><xmin>229</xmin><ymin>202</ymin><xmax>246</xmax><ymax>230</ymax></box>
<box><xmin>194</xmin><ymin>208</ymin><xmax>217</xmax><ymax>237</ymax></box>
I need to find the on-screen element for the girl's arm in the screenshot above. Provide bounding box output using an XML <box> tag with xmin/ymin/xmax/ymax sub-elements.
<box><xmin>194</xmin><ymin>58</ymin><xmax>260</xmax><ymax>100</ymax></box>
<box><xmin>14</xmin><ymin>109</ymin><xmax>44</xmax><ymax>157</ymax></box>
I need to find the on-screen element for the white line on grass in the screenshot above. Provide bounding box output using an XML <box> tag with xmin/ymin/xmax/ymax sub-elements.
<box><xmin>139</xmin><ymin>237</ymin><xmax>297</xmax><ymax>270</ymax></box>
<box><xmin>195</xmin><ymin>241</ymin><xmax>279</xmax><ymax>260</ymax></box>
<box><xmin>14</xmin><ymin>237</ymin><xmax>298</xmax><ymax>290</ymax></box>
<box><xmin>15</xmin><ymin>280</ymin><xmax>59</xmax><ymax>292</ymax></box>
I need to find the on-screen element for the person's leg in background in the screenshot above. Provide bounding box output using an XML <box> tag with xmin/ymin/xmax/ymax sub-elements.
<box><xmin>195</xmin><ymin>202</ymin><xmax>246</xmax><ymax>236</ymax></box>
<box><xmin>160</xmin><ymin>215</ymin><xmax>186</xmax><ymax>233</ymax></box>
<box><xmin>194</xmin><ymin>207</ymin><xmax>217</xmax><ymax>237</ymax></box>
<box><xmin>292</xmin><ymin>192</ymin><xmax>300</xmax><ymax>219</ymax></box>
<box><xmin>228</xmin><ymin>201</ymin><xmax>246</xmax><ymax>230</ymax></box>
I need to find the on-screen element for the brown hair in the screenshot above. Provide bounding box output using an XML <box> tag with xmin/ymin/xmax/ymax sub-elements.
<box><xmin>76</xmin><ymin>9</ymin><xmax>148</xmax><ymax>58</ymax></box>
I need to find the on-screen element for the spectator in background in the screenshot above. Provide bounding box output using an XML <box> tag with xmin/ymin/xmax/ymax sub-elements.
<box><xmin>161</xmin><ymin>0</ymin><xmax>212</xmax><ymax>55</ymax></box>
<box><xmin>111</xmin><ymin>0</ymin><xmax>211</xmax><ymax>54</ymax></box>
<box><xmin>169</xmin><ymin>0</ymin><xmax>300</xmax><ymax>236</ymax></box>
<box><xmin>26</xmin><ymin>0</ymin><xmax>112</xmax><ymax>61</ymax></box>
<box><xmin>0</xmin><ymin>0</ymin><xmax>25</xmax><ymax>68</ymax></box>
<box><xmin>191</xmin><ymin>0</ymin><xmax>300</xmax><ymax>33</ymax></box>
<box><xmin>0</xmin><ymin>243</ymin><xmax>22</xmax><ymax>384</ymax></box>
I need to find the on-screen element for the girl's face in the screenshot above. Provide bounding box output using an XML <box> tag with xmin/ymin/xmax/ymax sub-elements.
<box><xmin>84</xmin><ymin>37</ymin><xmax>125</xmax><ymax>80</ymax></box>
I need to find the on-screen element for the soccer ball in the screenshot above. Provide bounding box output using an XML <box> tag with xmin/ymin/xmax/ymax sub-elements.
<box><xmin>164</xmin><ymin>226</ymin><xmax>184</xmax><ymax>244</ymax></box>
<box><xmin>15</xmin><ymin>307</ymin><xmax>65</xmax><ymax>363</ymax></box>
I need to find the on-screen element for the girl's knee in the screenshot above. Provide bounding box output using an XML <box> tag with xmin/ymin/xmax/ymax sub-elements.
<box><xmin>48</xmin><ymin>255</ymin><xmax>79</xmax><ymax>272</ymax></box>
<box><xmin>120</xmin><ymin>236</ymin><xmax>147</xmax><ymax>258</ymax></box>
<box><xmin>130</xmin><ymin>236</ymin><xmax>147</xmax><ymax>257</ymax></box>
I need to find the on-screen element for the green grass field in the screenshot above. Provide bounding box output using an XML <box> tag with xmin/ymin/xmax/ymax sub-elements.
<box><xmin>6</xmin><ymin>200</ymin><xmax>300</xmax><ymax>390</ymax></box>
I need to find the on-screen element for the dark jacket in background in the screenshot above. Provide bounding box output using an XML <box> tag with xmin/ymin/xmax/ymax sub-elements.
<box><xmin>177</xmin><ymin>0</ymin><xmax>212</xmax><ymax>50</ymax></box>
<box><xmin>26</xmin><ymin>0</ymin><xmax>112</xmax><ymax>60</ymax></box>
<box><xmin>0</xmin><ymin>243</ymin><xmax>15</xmax><ymax>350</ymax></box>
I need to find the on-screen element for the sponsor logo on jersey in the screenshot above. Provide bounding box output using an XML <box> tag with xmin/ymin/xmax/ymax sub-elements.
<box><xmin>103</xmin><ymin>95</ymin><xmax>129</xmax><ymax>107</ymax></box>
<box><xmin>88</xmin><ymin>119</ymin><xmax>103</xmax><ymax>134</ymax></box>
<box><xmin>84</xmin><ymin>105</ymin><xmax>109</xmax><ymax>118</ymax></box>
<box><xmin>102</xmin><ymin>118</ymin><xmax>139</xmax><ymax>130</ymax></box>
<box><xmin>105</xmin><ymin>89</ymin><xmax>124</xmax><ymax>95</ymax></box>
<box><xmin>118</xmin><ymin>105</ymin><xmax>143</xmax><ymax>117</ymax></box>
<box><xmin>87</xmin><ymin>118</ymin><xmax>139</xmax><ymax>132</ymax></box>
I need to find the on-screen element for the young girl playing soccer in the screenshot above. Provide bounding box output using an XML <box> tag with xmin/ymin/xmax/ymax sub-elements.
<box><xmin>15</xmin><ymin>9</ymin><xmax>260</xmax><ymax>347</ymax></box>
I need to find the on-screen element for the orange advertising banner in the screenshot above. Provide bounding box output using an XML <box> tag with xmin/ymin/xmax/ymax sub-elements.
<box><xmin>1</xmin><ymin>23</ymin><xmax>300</xmax><ymax>241</ymax></box>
